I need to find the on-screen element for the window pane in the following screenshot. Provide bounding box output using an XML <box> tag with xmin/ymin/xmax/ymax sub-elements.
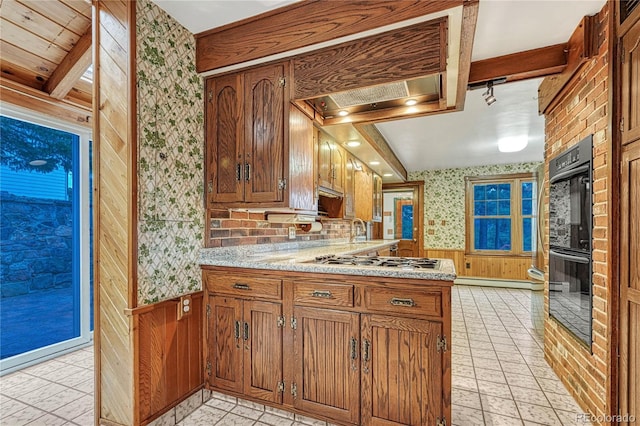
<box><xmin>522</xmin><ymin>198</ymin><xmax>533</xmax><ymax>215</ymax></box>
<box><xmin>486</xmin><ymin>201</ymin><xmax>497</xmax><ymax>215</ymax></box>
<box><xmin>486</xmin><ymin>184</ymin><xmax>498</xmax><ymax>200</ymax></box>
<box><xmin>474</xmin><ymin>201</ymin><xmax>486</xmax><ymax>216</ymax></box>
<box><xmin>474</xmin><ymin>185</ymin><xmax>486</xmax><ymax>200</ymax></box>
<box><xmin>523</xmin><ymin>218</ymin><xmax>532</xmax><ymax>251</ymax></box>
<box><xmin>498</xmin><ymin>183</ymin><xmax>511</xmax><ymax>199</ymax></box>
<box><xmin>474</xmin><ymin>218</ymin><xmax>511</xmax><ymax>251</ymax></box>
<box><xmin>522</xmin><ymin>181</ymin><xmax>533</xmax><ymax>199</ymax></box>
<box><xmin>498</xmin><ymin>200</ymin><xmax>511</xmax><ymax>215</ymax></box>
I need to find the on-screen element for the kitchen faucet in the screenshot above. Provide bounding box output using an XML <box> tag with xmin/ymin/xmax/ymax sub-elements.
<box><xmin>350</xmin><ymin>218</ymin><xmax>367</xmax><ymax>242</ymax></box>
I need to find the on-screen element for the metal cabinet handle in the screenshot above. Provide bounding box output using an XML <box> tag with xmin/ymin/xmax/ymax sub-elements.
<box><xmin>362</xmin><ymin>339</ymin><xmax>371</xmax><ymax>362</ymax></box>
<box><xmin>312</xmin><ymin>290</ymin><xmax>332</xmax><ymax>298</ymax></box>
<box><xmin>350</xmin><ymin>337</ymin><xmax>358</xmax><ymax>360</ymax></box>
<box><xmin>390</xmin><ymin>297</ymin><xmax>416</xmax><ymax>307</ymax></box>
<box><xmin>243</xmin><ymin>322</ymin><xmax>249</xmax><ymax>341</ymax></box>
<box><xmin>236</xmin><ymin>163</ymin><xmax>242</xmax><ymax>182</ymax></box>
<box><xmin>245</xmin><ymin>162</ymin><xmax>251</xmax><ymax>181</ymax></box>
<box><xmin>233</xmin><ymin>283</ymin><xmax>251</xmax><ymax>290</ymax></box>
<box><xmin>234</xmin><ymin>320</ymin><xmax>241</xmax><ymax>340</ymax></box>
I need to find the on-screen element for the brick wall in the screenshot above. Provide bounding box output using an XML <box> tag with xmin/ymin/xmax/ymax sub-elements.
<box><xmin>206</xmin><ymin>209</ymin><xmax>351</xmax><ymax>247</ymax></box>
<box><xmin>543</xmin><ymin>4</ymin><xmax>612</xmax><ymax>422</ymax></box>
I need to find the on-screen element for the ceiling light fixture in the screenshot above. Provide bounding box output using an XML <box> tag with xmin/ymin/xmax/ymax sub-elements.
<box><xmin>369</xmin><ymin>161</ymin><xmax>380</xmax><ymax>166</ymax></box>
<box><xmin>498</xmin><ymin>136</ymin><xmax>528</xmax><ymax>153</ymax></box>
<box><xmin>338</xmin><ymin>110</ymin><xmax>349</xmax><ymax>117</ymax></box>
<box><xmin>346</xmin><ymin>140</ymin><xmax>361</xmax><ymax>147</ymax></box>
<box><xmin>383</xmin><ymin>173</ymin><xmax>393</xmax><ymax>177</ymax></box>
<box><xmin>405</xmin><ymin>99</ymin><xmax>417</xmax><ymax>106</ymax></box>
<box><xmin>482</xmin><ymin>82</ymin><xmax>496</xmax><ymax>106</ymax></box>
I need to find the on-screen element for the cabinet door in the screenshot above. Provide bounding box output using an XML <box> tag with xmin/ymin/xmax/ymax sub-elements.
<box><xmin>208</xmin><ymin>296</ymin><xmax>244</xmax><ymax>393</ymax></box>
<box><xmin>355</xmin><ymin>167</ymin><xmax>373</xmax><ymax>221</ymax></box>
<box><xmin>318</xmin><ymin>138</ymin><xmax>334</xmax><ymax>190</ymax></box>
<box><xmin>206</xmin><ymin>75</ymin><xmax>244</xmax><ymax>204</ymax></box>
<box><xmin>361</xmin><ymin>315</ymin><xmax>444</xmax><ymax>426</ymax></box>
<box><xmin>622</xmin><ymin>19</ymin><xmax>640</xmax><ymax>145</ymax></box>
<box><xmin>372</xmin><ymin>174</ymin><xmax>383</xmax><ymax>222</ymax></box>
<box><xmin>244</xmin><ymin>63</ymin><xmax>286</xmax><ymax>203</ymax></box>
<box><xmin>243</xmin><ymin>300</ymin><xmax>283</xmax><ymax>403</ymax></box>
<box><xmin>293</xmin><ymin>307</ymin><xmax>360</xmax><ymax>425</ymax></box>
<box><xmin>331</xmin><ymin>145</ymin><xmax>345</xmax><ymax>194</ymax></box>
<box><xmin>344</xmin><ymin>157</ymin><xmax>357</xmax><ymax>218</ymax></box>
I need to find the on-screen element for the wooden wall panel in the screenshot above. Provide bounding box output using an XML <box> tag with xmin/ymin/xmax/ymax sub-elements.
<box><xmin>424</xmin><ymin>249</ymin><xmax>530</xmax><ymax>281</ymax></box>
<box><xmin>136</xmin><ymin>294</ymin><xmax>204</xmax><ymax>424</ymax></box>
<box><xmin>94</xmin><ymin>0</ymin><xmax>136</xmax><ymax>425</ymax></box>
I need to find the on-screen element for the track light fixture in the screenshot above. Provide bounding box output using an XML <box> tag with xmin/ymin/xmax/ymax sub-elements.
<box><xmin>482</xmin><ymin>81</ymin><xmax>497</xmax><ymax>106</ymax></box>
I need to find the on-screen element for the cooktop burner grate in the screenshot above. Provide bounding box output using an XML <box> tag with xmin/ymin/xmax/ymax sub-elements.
<box><xmin>313</xmin><ymin>255</ymin><xmax>439</xmax><ymax>269</ymax></box>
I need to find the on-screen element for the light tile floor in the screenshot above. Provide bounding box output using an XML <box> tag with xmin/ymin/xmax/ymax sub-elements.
<box><xmin>0</xmin><ymin>286</ymin><xmax>591</xmax><ymax>426</ymax></box>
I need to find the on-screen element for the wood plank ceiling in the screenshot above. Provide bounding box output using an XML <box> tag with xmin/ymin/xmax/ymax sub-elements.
<box><xmin>0</xmin><ymin>0</ymin><xmax>92</xmax><ymax>109</ymax></box>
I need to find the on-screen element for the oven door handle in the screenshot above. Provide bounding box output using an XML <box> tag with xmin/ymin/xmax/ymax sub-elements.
<box><xmin>549</xmin><ymin>164</ymin><xmax>589</xmax><ymax>184</ymax></box>
<box><xmin>549</xmin><ymin>249</ymin><xmax>590</xmax><ymax>264</ymax></box>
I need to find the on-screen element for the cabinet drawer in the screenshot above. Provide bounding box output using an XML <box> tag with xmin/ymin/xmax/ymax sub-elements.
<box><xmin>206</xmin><ymin>273</ymin><xmax>282</xmax><ymax>300</ymax></box>
<box><xmin>363</xmin><ymin>287</ymin><xmax>442</xmax><ymax>318</ymax></box>
<box><xmin>294</xmin><ymin>281</ymin><xmax>354</xmax><ymax>307</ymax></box>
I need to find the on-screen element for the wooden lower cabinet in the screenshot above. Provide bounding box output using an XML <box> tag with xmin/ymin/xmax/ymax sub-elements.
<box><xmin>207</xmin><ymin>295</ymin><xmax>283</xmax><ymax>404</ymax></box>
<box><xmin>293</xmin><ymin>307</ymin><xmax>361</xmax><ymax>424</ymax></box>
<box><xmin>204</xmin><ymin>267</ymin><xmax>451</xmax><ymax>426</ymax></box>
<box><xmin>361</xmin><ymin>315</ymin><xmax>444</xmax><ymax>426</ymax></box>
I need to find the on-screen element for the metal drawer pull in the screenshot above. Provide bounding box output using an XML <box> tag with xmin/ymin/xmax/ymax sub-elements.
<box><xmin>350</xmin><ymin>337</ymin><xmax>358</xmax><ymax>360</ymax></box>
<box><xmin>233</xmin><ymin>283</ymin><xmax>251</xmax><ymax>290</ymax></box>
<box><xmin>362</xmin><ymin>339</ymin><xmax>371</xmax><ymax>362</ymax></box>
<box><xmin>234</xmin><ymin>320</ymin><xmax>241</xmax><ymax>340</ymax></box>
<box><xmin>390</xmin><ymin>297</ymin><xmax>416</xmax><ymax>307</ymax></box>
<box><xmin>312</xmin><ymin>290</ymin><xmax>332</xmax><ymax>298</ymax></box>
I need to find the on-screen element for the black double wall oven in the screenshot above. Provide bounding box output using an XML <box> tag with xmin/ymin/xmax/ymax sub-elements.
<box><xmin>548</xmin><ymin>135</ymin><xmax>593</xmax><ymax>347</ymax></box>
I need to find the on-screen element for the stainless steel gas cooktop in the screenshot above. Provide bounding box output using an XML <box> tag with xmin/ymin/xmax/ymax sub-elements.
<box><xmin>312</xmin><ymin>255</ymin><xmax>439</xmax><ymax>269</ymax></box>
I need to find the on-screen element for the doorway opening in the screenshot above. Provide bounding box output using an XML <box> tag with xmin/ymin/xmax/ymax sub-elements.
<box><xmin>376</xmin><ymin>181</ymin><xmax>424</xmax><ymax>257</ymax></box>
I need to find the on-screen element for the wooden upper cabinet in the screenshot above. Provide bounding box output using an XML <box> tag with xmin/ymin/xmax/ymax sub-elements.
<box><xmin>621</xmin><ymin>19</ymin><xmax>640</xmax><ymax>146</ymax></box>
<box><xmin>206</xmin><ymin>61</ymin><xmax>316</xmax><ymax>211</ymax></box>
<box><xmin>293</xmin><ymin>306</ymin><xmax>361</xmax><ymax>425</ymax></box>
<box><xmin>344</xmin><ymin>156</ymin><xmax>357</xmax><ymax>219</ymax></box>
<box><xmin>354</xmin><ymin>166</ymin><xmax>373</xmax><ymax>222</ymax></box>
<box><xmin>243</xmin><ymin>64</ymin><xmax>285</xmax><ymax>203</ymax></box>
<box><xmin>206</xmin><ymin>75</ymin><xmax>244</xmax><ymax>204</ymax></box>
<box><xmin>361</xmin><ymin>315</ymin><xmax>445</xmax><ymax>426</ymax></box>
<box><xmin>317</xmin><ymin>135</ymin><xmax>345</xmax><ymax>196</ymax></box>
<box><xmin>372</xmin><ymin>173</ymin><xmax>383</xmax><ymax>223</ymax></box>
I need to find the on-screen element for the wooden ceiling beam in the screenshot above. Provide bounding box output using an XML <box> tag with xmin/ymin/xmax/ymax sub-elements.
<box><xmin>354</xmin><ymin>123</ymin><xmax>408</xmax><ymax>181</ymax></box>
<box><xmin>468</xmin><ymin>43</ymin><xmax>568</xmax><ymax>86</ymax></box>
<box><xmin>195</xmin><ymin>0</ymin><xmax>464</xmax><ymax>73</ymax></box>
<box><xmin>44</xmin><ymin>29</ymin><xmax>92</xmax><ymax>99</ymax></box>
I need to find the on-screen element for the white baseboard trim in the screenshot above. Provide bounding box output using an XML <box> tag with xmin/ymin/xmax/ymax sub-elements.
<box><xmin>454</xmin><ymin>277</ymin><xmax>544</xmax><ymax>291</ymax></box>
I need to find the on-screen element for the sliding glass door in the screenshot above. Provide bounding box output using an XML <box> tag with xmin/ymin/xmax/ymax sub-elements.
<box><xmin>0</xmin><ymin>106</ymin><xmax>92</xmax><ymax>373</ymax></box>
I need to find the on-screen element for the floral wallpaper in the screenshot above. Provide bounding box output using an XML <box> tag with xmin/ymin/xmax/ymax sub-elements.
<box><xmin>409</xmin><ymin>162</ymin><xmax>541</xmax><ymax>250</ymax></box>
<box><xmin>136</xmin><ymin>0</ymin><xmax>204</xmax><ymax>304</ymax></box>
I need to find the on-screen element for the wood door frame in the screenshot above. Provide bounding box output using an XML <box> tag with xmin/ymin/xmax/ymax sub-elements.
<box><xmin>378</xmin><ymin>181</ymin><xmax>425</xmax><ymax>257</ymax></box>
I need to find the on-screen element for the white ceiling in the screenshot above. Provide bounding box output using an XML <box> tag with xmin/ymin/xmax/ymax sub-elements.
<box><xmin>152</xmin><ymin>0</ymin><xmax>606</xmax><ymax>172</ymax></box>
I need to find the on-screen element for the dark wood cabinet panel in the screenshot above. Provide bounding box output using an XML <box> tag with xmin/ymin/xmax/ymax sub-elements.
<box><xmin>621</xmin><ymin>19</ymin><xmax>640</xmax><ymax>145</ymax></box>
<box><xmin>344</xmin><ymin>156</ymin><xmax>357</xmax><ymax>219</ymax></box>
<box><xmin>243</xmin><ymin>300</ymin><xmax>283</xmax><ymax>403</ymax></box>
<box><xmin>208</xmin><ymin>295</ymin><xmax>244</xmax><ymax>393</ymax></box>
<box><xmin>361</xmin><ymin>315</ymin><xmax>444</xmax><ymax>426</ymax></box>
<box><xmin>288</xmin><ymin>104</ymin><xmax>317</xmax><ymax>211</ymax></box>
<box><xmin>244</xmin><ymin>64</ymin><xmax>285</xmax><ymax>202</ymax></box>
<box><xmin>206</xmin><ymin>74</ymin><xmax>244</xmax><ymax>204</ymax></box>
<box><xmin>293</xmin><ymin>306</ymin><xmax>360</xmax><ymax>425</ymax></box>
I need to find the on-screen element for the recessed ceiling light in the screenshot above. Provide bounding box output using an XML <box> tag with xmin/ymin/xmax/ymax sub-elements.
<box><xmin>383</xmin><ymin>173</ymin><xmax>393</xmax><ymax>177</ymax></box>
<box><xmin>498</xmin><ymin>136</ymin><xmax>528</xmax><ymax>153</ymax></box>
<box><xmin>29</xmin><ymin>160</ymin><xmax>47</xmax><ymax>166</ymax></box>
<box><xmin>369</xmin><ymin>161</ymin><xmax>380</xmax><ymax>166</ymax></box>
<box><xmin>338</xmin><ymin>110</ymin><xmax>349</xmax><ymax>117</ymax></box>
<box><xmin>346</xmin><ymin>140</ymin><xmax>361</xmax><ymax>147</ymax></box>
<box><xmin>405</xmin><ymin>99</ymin><xmax>417</xmax><ymax>106</ymax></box>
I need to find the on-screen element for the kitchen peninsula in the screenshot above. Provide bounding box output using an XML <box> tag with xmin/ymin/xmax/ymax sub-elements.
<box><xmin>200</xmin><ymin>239</ymin><xmax>455</xmax><ymax>426</ymax></box>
